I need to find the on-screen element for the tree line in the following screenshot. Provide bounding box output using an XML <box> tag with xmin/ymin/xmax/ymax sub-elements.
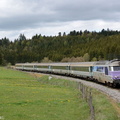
<box><xmin>0</xmin><ymin>29</ymin><xmax>120</xmax><ymax>65</ymax></box>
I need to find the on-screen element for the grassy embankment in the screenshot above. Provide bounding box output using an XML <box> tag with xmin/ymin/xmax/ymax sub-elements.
<box><xmin>0</xmin><ymin>67</ymin><xmax>120</xmax><ymax>120</ymax></box>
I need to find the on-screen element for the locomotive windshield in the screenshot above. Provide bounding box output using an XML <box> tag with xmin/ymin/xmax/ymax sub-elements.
<box><xmin>113</xmin><ymin>66</ymin><xmax>120</xmax><ymax>71</ymax></box>
<box><xmin>110</xmin><ymin>66</ymin><xmax>120</xmax><ymax>71</ymax></box>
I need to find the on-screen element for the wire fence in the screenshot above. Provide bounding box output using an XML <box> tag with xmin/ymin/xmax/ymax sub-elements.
<box><xmin>77</xmin><ymin>82</ymin><xmax>95</xmax><ymax>120</ymax></box>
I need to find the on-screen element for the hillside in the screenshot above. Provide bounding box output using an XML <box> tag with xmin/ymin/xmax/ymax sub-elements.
<box><xmin>0</xmin><ymin>29</ymin><xmax>120</xmax><ymax>65</ymax></box>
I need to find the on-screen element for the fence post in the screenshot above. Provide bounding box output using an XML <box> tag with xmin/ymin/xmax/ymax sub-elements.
<box><xmin>80</xmin><ymin>83</ymin><xmax>83</xmax><ymax>93</ymax></box>
<box><xmin>88</xmin><ymin>89</ymin><xmax>95</xmax><ymax>120</ymax></box>
<box><xmin>78</xmin><ymin>82</ymin><xmax>81</xmax><ymax>91</ymax></box>
<box><xmin>84</xmin><ymin>86</ymin><xmax>88</xmax><ymax>102</ymax></box>
<box><xmin>82</xmin><ymin>84</ymin><xmax>85</xmax><ymax>99</ymax></box>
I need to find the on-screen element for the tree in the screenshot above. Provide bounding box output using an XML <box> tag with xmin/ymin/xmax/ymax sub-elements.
<box><xmin>91</xmin><ymin>57</ymin><xmax>97</xmax><ymax>61</ymax></box>
<box><xmin>63</xmin><ymin>32</ymin><xmax>66</xmax><ymax>36</ymax></box>
<box><xmin>83</xmin><ymin>53</ymin><xmax>90</xmax><ymax>62</ymax></box>
<box><xmin>79</xmin><ymin>30</ymin><xmax>82</xmax><ymax>36</ymax></box>
<box><xmin>41</xmin><ymin>57</ymin><xmax>52</xmax><ymax>63</ymax></box>
<box><xmin>1</xmin><ymin>37</ymin><xmax>10</xmax><ymax>46</ymax></box>
<box><xmin>19</xmin><ymin>34</ymin><xmax>26</xmax><ymax>41</ymax></box>
<box><xmin>58</xmin><ymin>32</ymin><xmax>61</xmax><ymax>37</ymax></box>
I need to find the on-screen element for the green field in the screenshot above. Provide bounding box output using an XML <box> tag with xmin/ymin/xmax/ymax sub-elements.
<box><xmin>0</xmin><ymin>67</ymin><xmax>120</xmax><ymax>120</ymax></box>
<box><xmin>0</xmin><ymin>67</ymin><xmax>89</xmax><ymax>120</ymax></box>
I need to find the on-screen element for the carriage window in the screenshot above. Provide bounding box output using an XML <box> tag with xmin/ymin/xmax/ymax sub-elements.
<box><xmin>24</xmin><ymin>65</ymin><xmax>33</xmax><ymax>68</ymax></box>
<box><xmin>113</xmin><ymin>66</ymin><xmax>120</xmax><ymax>71</ymax></box>
<box><xmin>71</xmin><ymin>66</ymin><xmax>89</xmax><ymax>72</ymax></box>
<box><xmin>37</xmin><ymin>66</ymin><xmax>48</xmax><ymax>68</ymax></box>
<box><xmin>52</xmin><ymin>66</ymin><xmax>67</xmax><ymax>70</ymax></box>
<box><xmin>96</xmin><ymin>67</ymin><xmax>103</xmax><ymax>72</ymax></box>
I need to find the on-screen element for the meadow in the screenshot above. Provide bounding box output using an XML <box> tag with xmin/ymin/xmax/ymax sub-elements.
<box><xmin>0</xmin><ymin>67</ymin><xmax>89</xmax><ymax>120</ymax></box>
<box><xmin>0</xmin><ymin>67</ymin><xmax>120</xmax><ymax>120</ymax></box>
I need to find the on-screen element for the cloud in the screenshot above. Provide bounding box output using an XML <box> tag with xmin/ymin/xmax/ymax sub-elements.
<box><xmin>1</xmin><ymin>20</ymin><xmax>120</xmax><ymax>41</ymax></box>
<box><xmin>54</xmin><ymin>0</ymin><xmax>120</xmax><ymax>21</ymax></box>
<box><xmin>0</xmin><ymin>0</ymin><xmax>120</xmax><ymax>40</ymax></box>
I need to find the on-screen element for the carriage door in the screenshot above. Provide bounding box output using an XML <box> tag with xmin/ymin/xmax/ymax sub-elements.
<box><xmin>105</xmin><ymin>67</ymin><xmax>108</xmax><ymax>75</ymax></box>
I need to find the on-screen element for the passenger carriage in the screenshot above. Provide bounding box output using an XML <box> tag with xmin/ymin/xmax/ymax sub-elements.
<box><xmin>69</xmin><ymin>62</ymin><xmax>94</xmax><ymax>79</ymax></box>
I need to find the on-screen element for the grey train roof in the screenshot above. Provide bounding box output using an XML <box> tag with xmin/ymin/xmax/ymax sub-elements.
<box><xmin>16</xmin><ymin>59</ymin><xmax>120</xmax><ymax>67</ymax></box>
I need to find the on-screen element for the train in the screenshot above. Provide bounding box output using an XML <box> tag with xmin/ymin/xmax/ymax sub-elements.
<box><xmin>15</xmin><ymin>59</ymin><xmax>120</xmax><ymax>87</ymax></box>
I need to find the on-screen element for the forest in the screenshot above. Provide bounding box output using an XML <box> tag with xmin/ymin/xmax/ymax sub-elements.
<box><xmin>0</xmin><ymin>29</ymin><xmax>120</xmax><ymax>65</ymax></box>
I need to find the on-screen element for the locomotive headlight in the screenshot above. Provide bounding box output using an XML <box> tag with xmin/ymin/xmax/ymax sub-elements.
<box><xmin>114</xmin><ymin>76</ymin><xmax>119</xmax><ymax>79</ymax></box>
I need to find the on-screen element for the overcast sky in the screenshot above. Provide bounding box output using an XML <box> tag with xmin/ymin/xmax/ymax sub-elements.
<box><xmin>0</xmin><ymin>0</ymin><xmax>120</xmax><ymax>41</ymax></box>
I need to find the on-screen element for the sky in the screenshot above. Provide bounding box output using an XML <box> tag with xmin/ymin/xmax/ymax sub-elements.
<box><xmin>0</xmin><ymin>0</ymin><xmax>120</xmax><ymax>41</ymax></box>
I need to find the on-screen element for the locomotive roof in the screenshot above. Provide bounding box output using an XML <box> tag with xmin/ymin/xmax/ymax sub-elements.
<box><xmin>109</xmin><ymin>59</ymin><xmax>120</xmax><ymax>66</ymax></box>
<box><xmin>93</xmin><ymin>61</ymin><xmax>109</xmax><ymax>66</ymax></box>
<box><xmin>94</xmin><ymin>59</ymin><xmax>120</xmax><ymax>66</ymax></box>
